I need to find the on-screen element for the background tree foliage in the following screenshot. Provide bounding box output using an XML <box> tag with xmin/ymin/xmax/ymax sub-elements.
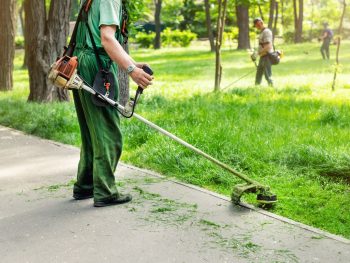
<box><xmin>1</xmin><ymin>0</ymin><xmax>349</xmax><ymax>100</ymax></box>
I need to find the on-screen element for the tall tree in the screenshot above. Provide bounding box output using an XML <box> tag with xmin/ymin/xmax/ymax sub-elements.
<box><xmin>273</xmin><ymin>1</ymin><xmax>279</xmax><ymax>39</ymax></box>
<box><xmin>236</xmin><ymin>0</ymin><xmax>250</xmax><ymax>50</ymax></box>
<box><xmin>118</xmin><ymin>0</ymin><xmax>146</xmax><ymax>105</ymax></box>
<box><xmin>214</xmin><ymin>0</ymin><xmax>228</xmax><ymax>91</ymax></box>
<box><xmin>293</xmin><ymin>0</ymin><xmax>303</xmax><ymax>43</ymax></box>
<box><xmin>204</xmin><ymin>0</ymin><xmax>215</xmax><ymax>52</ymax></box>
<box><xmin>268</xmin><ymin>0</ymin><xmax>276</xmax><ymax>29</ymax></box>
<box><xmin>280</xmin><ymin>0</ymin><xmax>285</xmax><ymax>28</ymax></box>
<box><xmin>154</xmin><ymin>0</ymin><xmax>162</xmax><ymax>49</ymax></box>
<box><xmin>258</xmin><ymin>3</ymin><xmax>265</xmax><ymax>21</ymax></box>
<box><xmin>0</xmin><ymin>0</ymin><xmax>16</xmax><ymax>91</ymax></box>
<box><xmin>24</xmin><ymin>0</ymin><xmax>71</xmax><ymax>102</ymax></box>
<box><xmin>332</xmin><ymin>0</ymin><xmax>347</xmax><ymax>91</ymax></box>
<box><xmin>118</xmin><ymin>42</ymin><xmax>130</xmax><ymax>106</ymax></box>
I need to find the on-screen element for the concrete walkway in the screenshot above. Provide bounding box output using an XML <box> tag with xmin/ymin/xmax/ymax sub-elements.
<box><xmin>0</xmin><ymin>125</ymin><xmax>349</xmax><ymax>263</ymax></box>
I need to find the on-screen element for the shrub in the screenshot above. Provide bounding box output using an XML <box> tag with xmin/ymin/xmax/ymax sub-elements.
<box><xmin>15</xmin><ymin>36</ymin><xmax>25</xmax><ymax>49</ymax></box>
<box><xmin>303</xmin><ymin>28</ymin><xmax>323</xmax><ymax>41</ymax></box>
<box><xmin>283</xmin><ymin>31</ymin><xmax>295</xmax><ymax>43</ymax></box>
<box><xmin>135</xmin><ymin>32</ymin><xmax>155</xmax><ymax>48</ymax></box>
<box><xmin>161</xmin><ymin>28</ymin><xmax>197</xmax><ymax>47</ymax></box>
<box><xmin>283</xmin><ymin>29</ymin><xmax>326</xmax><ymax>43</ymax></box>
<box><xmin>223</xmin><ymin>27</ymin><xmax>239</xmax><ymax>42</ymax></box>
<box><xmin>134</xmin><ymin>28</ymin><xmax>197</xmax><ymax>48</ymax></box>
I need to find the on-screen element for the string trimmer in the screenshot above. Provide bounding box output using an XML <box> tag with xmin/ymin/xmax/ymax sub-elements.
<box><xmin>48</xmin><ymin>56</ymin><xmax>277</xmax><ymax>207</ymax></box>
<box><xmin>221</xmin><ymin>50</ymin><xmax>258</xmax><ymax>91</ymax></box>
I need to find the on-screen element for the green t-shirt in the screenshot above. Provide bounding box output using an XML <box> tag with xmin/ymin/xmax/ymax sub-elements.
<box><xmin>83</xmin><ymin>0</ymin><xmax>123</xmax><ymax>49</ymax></box>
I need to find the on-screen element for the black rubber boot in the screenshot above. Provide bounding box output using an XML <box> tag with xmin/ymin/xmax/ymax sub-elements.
<box><xmin>94</xmin><ymin>194</ymin><xmax>132</xmax><ymax>207</ymax></box>
<box><xmin>73</xmin><ymin>189</ymin><xmax>94</xmax><ymax>200</ymax></box>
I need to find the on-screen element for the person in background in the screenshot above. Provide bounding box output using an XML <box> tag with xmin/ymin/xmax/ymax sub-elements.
<box><xmin>253</xmin><ymin>18</ymin><xmax>274</xmax><ymax>87</ymax></box>
<box><xmin>320</xmin><ymin>22</ymin><xmax>333</xmax><ymax>60</ymax></box>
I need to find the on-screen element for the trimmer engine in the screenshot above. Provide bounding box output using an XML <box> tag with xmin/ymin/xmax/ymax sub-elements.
<box><xmin>48</xmin><ymin>56</ymin><xmax>80</xmax><ymax>89</ymax></box>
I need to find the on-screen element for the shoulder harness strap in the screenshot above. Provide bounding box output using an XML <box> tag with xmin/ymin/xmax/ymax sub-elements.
<box><xmin>121</xmin><ymin>2</ymin><xmax>129</xmax><ymax>44</ymax></box>
<box><xmin>64</xmin><ymin>0</ymin><xmax>94</xmax><ymax>57</ymax></box>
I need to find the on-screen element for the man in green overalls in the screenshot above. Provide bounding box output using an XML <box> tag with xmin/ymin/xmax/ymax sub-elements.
<box><xmin>72</xmin><ymin>0</ymin><xmax>153</xmax><ymax>207</ymax></box>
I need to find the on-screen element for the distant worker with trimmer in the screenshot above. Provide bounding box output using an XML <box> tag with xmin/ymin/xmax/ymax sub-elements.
<box><xmin>253</xmin><ymin>18</ymin><xmax>274</xmax><ymax>87</ymax></box>
<box><xmin>72</xmin><ymin>0</ymin><xmax>153</xmax><ymax>207</ymax></box>
<box><xmin>319</xmin><ymin>22</ymin><xmax>333</xmax><ymax>60</ymax></box>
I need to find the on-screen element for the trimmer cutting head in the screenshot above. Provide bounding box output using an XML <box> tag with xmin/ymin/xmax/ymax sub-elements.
<box><xmin>231</xmin><ymin>183</ymin><xmax>277</xmax><ymax>209</ymax></box>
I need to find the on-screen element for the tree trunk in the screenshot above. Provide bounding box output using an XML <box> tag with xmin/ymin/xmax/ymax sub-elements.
<box><xmin>281</xmin><ymin>0</ymin><xmax>285</xmax><ymax>28</ymax></box>
<box><xmin>297</xmin><ymin>0</ymin><xmax>303</xmax><ymax>41</ymax></box>
<box><xmin>204</xmin><ymin>0</ymin><xmax>215</xmax><ymax>52</ymax></box>
<box><xmin>332</xmin><ymin>0</ymin><xmax>347</xmax><ymax>91</ymax></box>
<box><xmin>24</xmin><ymin>0</ymin><xmax>71</xmax><ymax>102</ymax></box>
<box><xmin>273</xmin><ymin>2</ymin><xmax>279</xmax><ymax>39</ymax></box>
<box><xmin>309</xmin><ymin>0</ymin><xmax>315</xmax><ymax>40</ymax></box>
<box><xmin>0</xmin><ymin>0</ymin><xmax>16</xmax><ymax>91</ymax></box>
<box><xmin>214</xmin><ymin>0</ymin><xmax>228</xmax><ymax>91</ymax></box>
<box><xmin>293</xmin><ymin>0</ymin><xmax>303</xmax><ymax>43</ymax></box>
<box><xmin>268</xmin><ymin>0</ymin><xmax>276</xmax><ymax>29</ymax></box>
<box><xmin>118</xmin><ymin>42</ymin><xmax>130</xmax><ymax>106</ymax></box>
<box><xmin>154</xmin><ymin>0</ymin><xmax>162</xmax><ymax>49</ymax></box>
<box><xmin>258</xmin><ymin>4</ymin><xmax>264</xmax><ymax>21</ymax></box>
<box><xmin>19</xmin><ymin>3</ymin><xmax>27</xmax><ymax>68</ymax></box>
<box><xmin>236</xmin><ymin>2</ymin><xmax>250</xmax><ymax>50</ymax></box>
<box><xmin>293</xmin><ymin>0</ymin><xmax>298</xmax><ymax>42</ymax></box>
<box><xmin>48</xmin><ymin>1</ymin><xmax>71</xmax><ymax>101</ymax></box>
<box><xmin>24</xmin><ymin>0</ymin><xmax>47</xmax><ymax>101</ymax></box>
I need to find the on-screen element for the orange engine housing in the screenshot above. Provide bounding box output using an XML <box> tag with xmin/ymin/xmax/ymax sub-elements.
<box><xmin>56</xmin><ymin>56</ymin><xmax>78</xmax><ymax>81</ymax></box>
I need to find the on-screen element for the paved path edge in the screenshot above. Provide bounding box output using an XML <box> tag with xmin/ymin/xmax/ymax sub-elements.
<box><xmin>3</xmin><ymin>125</ymin><xmax>350</xmax><ymax>245</ymax></box>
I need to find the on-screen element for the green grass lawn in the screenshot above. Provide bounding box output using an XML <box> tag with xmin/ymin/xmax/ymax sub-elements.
<box><xmin>1</xmin><ymin>41</ymin><xmax>350</xmax><ymax>238</ymax></box>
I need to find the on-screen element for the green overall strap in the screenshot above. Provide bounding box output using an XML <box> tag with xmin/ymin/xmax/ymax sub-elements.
<box><xmin>85</xmin><ymin>19</ymin><xmax>111</xmax><ymax>72</ymax></box>
<box><xmin>121</xmin><ymin>3</ymin><xmax>129</xmax><ymax>44</ymax></box>
<box><xmin>64</xmin><ymin>0</ymin><xmax>93</xmax><ymax>57</ymax></box>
